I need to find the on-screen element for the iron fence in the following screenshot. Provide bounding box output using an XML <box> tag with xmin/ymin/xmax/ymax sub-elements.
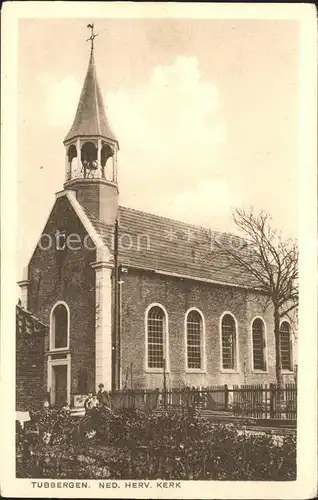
<box><xmin>107</xmin><ymin>383</ymin><xmax>297</xmax><ymax>420</ymax></box>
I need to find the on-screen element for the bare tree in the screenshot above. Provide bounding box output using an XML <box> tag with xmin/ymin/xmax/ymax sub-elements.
<box><xmin>209</xmin><ymin>208</ymin><xmax>298</xmax><ymax>387</ymax></box>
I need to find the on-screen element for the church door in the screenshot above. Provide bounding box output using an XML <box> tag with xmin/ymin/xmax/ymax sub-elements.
<box><xmin>53</xmin><ymin>365</ymin><xmax>67</xmax><ymax>407</ymax></box>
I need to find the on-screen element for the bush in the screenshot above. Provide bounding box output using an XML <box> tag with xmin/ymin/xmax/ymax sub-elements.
<box><xmin>16</xmin><ymin>407</ymin><xmax>296</xmax><ymax>480</ymax></box>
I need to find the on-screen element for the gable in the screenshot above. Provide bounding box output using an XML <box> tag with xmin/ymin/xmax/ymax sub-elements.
<box><xmin>27</xmin><ymin>191</ymin><xmax>110</xmax><ymax>269</ymax></box>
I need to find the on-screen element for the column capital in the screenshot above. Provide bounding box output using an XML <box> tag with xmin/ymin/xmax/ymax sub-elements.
<box><xmin>91</xmin><ymin>260</ymin><xmax>113</xmax><ymax>271</ymax></box>
<box><xmin>17</xmin><ymin>280</ymin><xmax>30</xmax><ymax>287</ymax></box>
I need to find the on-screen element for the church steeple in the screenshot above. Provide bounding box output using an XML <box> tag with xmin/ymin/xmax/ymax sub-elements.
<box><xmin>63</xmin><ymin>24</ymin><xmax>119</xmax><ymax>225</ymax></box>
<box><xmin>64</xmin><ymin>29</ymin><xmax>117</xmax><ymax>144</ymax></box>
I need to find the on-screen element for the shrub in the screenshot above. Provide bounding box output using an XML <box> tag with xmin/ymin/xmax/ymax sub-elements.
<box><xmin>16</xmin><ymin>407</ymin><xmax>296</xmax><ymax>480</ymax></box>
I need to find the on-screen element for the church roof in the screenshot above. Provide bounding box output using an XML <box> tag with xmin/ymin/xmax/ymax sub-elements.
<box><xmin>82</xmin><ymin>204</ymin><xmax>262</xmax><ymax>290</ymax></box>
<box><xmin>64</xmin><ymin>49</ymin><xmax>117</xmax><ymax>144</ymax></box>
<box><xmin>16</xmin><ymin>303</ymin><xmax>48</xmax><ymax>336</ymax></box>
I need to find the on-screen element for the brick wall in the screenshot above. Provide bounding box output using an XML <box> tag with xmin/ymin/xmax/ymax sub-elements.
<box><xmin>23</xmin><ymin>194</ymin><xmax>296</xmax><ymax>397</ymax></box>
<box><xmin>27</xmin><ymin>195</ymin><xmax>97</xmax><ymax>398</ymax></box>
<box><xmin>16</xmin><ymin>305</ymin><xmax>48</xmax><ymax>411</ymax></box>
<box><xmin>69</xmin><ymin>179</ymin><xmax>118</xmax><ymax>226</ymax></box>
<box><xmin>120</xmin><ymin>269</ymin><xmax>296</xmax><ymax>389</ymax></box>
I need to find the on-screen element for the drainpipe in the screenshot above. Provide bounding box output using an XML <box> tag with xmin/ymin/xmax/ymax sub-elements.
<box><xmin>112</xmin><ymin>219</ymin><xmax>119</xmax><ymax>392</ymax></box>
<box><xmin>117</xmin><ymin>264</ymin><xmax>122</xmax><ymax>390</ymax></box>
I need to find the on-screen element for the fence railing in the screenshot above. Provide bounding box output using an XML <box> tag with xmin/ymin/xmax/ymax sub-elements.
<box><xmin>107</xmin><ymin>384</ymin><xmax>297</xmax><ymax>420</ymax></box>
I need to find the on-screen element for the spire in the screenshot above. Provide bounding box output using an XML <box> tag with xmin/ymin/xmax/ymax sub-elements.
<box><xmin>64</xmin><ymin>23</ymin><xmax>117</xmax><ymax>144</ymax></box>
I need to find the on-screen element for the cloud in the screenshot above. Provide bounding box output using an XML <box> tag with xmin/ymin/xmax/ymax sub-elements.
<box><xmin>107</xmin><ymin>56</ymin><xmax>225</xmax><ymax>153</ymax></box>
<box><xmin>38</xmin><ymin>56</ymin><xmax>234</xmax><ymax>230</ymax></box>
<box><xmin>39</xmin><ymin>73</ymin><xmax>81</xmax><ymax>128</ymax></box>
<box><xmin>106</xmin><ymin>56</ymin><xmax>229</xmax><ymax>226</ymax></box>
<box><xmin>159</xmin><ymin>179</ymin><xmax>232</xmax><ymax>226</ymax></box>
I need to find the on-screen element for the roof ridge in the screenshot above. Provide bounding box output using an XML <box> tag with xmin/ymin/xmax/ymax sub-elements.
<box><xmin>82</xmin><ymin>203</ymin><xmax>244</xmax><ymax>246</ymax></box>
<box><xmin>73</xmin><ymin>203</ymin><xmax>259</xmax><ymax>290</ymax></box>
<box><xmin>119</xmin><ymin>205</ymin><xmax>239</xmax><ymax>238</ymax></box>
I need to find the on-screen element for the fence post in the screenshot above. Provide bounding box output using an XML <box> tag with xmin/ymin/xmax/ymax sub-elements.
<box><xmin>224</xmin><ymin>384</ymin><xmax>229</xmax><ymax>410</ymax></box>
<box><xmin>264</xmin><ymin>384</ymin><xmax>268</xmax><ymax>419</ymax></box>
<box><xmin>163</xmin><ymin>358</ymin><xmax>167</xmax><ymax>409</ymax></box>
<box><xmin>269</xmin><ymin>383</ymin><xmax>275</xmax><ymax>419</ymax></box>
<box><xmin>130</xmin><ymin>362</ymin><xmax>133</xmax><ymax>389</ymax></box>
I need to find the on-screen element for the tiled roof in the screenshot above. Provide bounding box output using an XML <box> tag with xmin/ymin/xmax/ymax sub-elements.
<box><xmin>81</xmin><ymin>206</ymin><xmax>112</xmax><ymax>246</ymax></box>
<box><xmin>82</xmin><ymin>205</ymin><xmax>261</xmax><ymax>289</ymax></box>
<box><xmin>16</xmin><ymin>304</ymin><xmax>48</xmax><ymax>336</ymax></box>
<box><xmin>64</xmin><ymin>50</ymin><xmax>117</xmax><ymax>143</ymax></box>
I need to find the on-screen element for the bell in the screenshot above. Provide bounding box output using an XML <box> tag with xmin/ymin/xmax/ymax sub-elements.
<box><xmin>89</xmin><ymin>160</ymin><xmax>98</xmax><ymax>170</ymax></box>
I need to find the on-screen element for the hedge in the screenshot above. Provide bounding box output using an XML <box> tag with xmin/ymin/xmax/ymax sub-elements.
<box><xmin>16</xmin><ymin>406</ymin><xmax>296</xmax><ymax>480</ymax></box>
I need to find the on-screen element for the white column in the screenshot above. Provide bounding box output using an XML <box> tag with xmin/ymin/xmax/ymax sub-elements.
<box><xmin>76</xmin><ymin>138</ymin><xmax>81</xmax><ymax>174</ymax></box>
<box><xmin>65</xmin><ymin>152</ymin><xmax>70</xmax><ymax>181</ymax></box>
<box><xmin>91</xmin><ymin>261</ymin><xmax>113</xmax><ymax>391</ymax></box>
<box><xmin>113</xmin><ymin>150</ymin><xmax>118</xmax><ymax>183</ymax></box>
<box><xmin>97</xmin><ymin>138</ymin><xmax>102</xmax><ymax>178</ymax></box>
<box><xmin>17</xmin><ymin>280</ymin><xmax>29</xmax><ymax>308</ymax></box>
<box><xmin>97</xmin><ymin>138</ymin><xmax>102</xmax><ymax>164</ymax></box>
<box><xmin>17</xmin><ymin>268</ymin><xmax>29</xmax><ymax>308</ymax></box>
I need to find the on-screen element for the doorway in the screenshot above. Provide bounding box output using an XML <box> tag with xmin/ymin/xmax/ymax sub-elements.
<box><xmin>52</xmin><ymin>364</ymin><xmax>67</xmax><ymax>407</ymax></box>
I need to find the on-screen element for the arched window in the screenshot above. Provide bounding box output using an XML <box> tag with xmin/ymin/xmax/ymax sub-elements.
<box><xmin>81</xmin><ymin>141</ymin><xmax>98</xmax><ymax>178</ymax></box>
<box><xmin>51</xmin><ymin>303</ymin><xmax>69</xmax><ymax>350</ymax></box>
<box><xmin>186</xmin><ymin>310</ymin><xmax>203</xmax><ymax>369</ymax></box>
<box><xmin>147</xmin><ymin>306</ymin><xmax>166</xmax><ymax>369</ymax></box>
<box><xmin>280</xmin><ymin>321</ymin><xmax>292</xmax><ymax>371</ymax></box>
<box><xmin>81</xmin><ymin>141</ymin><xmax>97</xmax><ymax>163</ymax></box>
<box><xmin>101</xmin><ymin>143</ymin><xmax>114</xmax><ymax>180</ymax></box>
<box><xmin>67</xmin><ymin>144</ymin><xmax>77</xmax><ymax>164</ymax></box>
<box><xmin>221</xmin><ymin>314</ymin><xmax>236</xmax><ymax>370</ymax></box>
<box><xmin>252</xmin><ymin>318</ymin><xmax>266</xmax><ymax>371</ymax></box>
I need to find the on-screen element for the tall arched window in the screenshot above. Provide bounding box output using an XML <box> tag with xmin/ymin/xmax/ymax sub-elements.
<box><xmin>147</xmin><ymin>306</ymin><xmax>166</xmax><ymax>369</ymax></box>
<box><xmin>252</xmin><ymin>318</ymin><xmax>266</xmax><ymax>371</ymax></box>
<box><xmin>51</xmin><ymin>303</ymin><xmax>69</xmax><ymax>350</ymax></box>
<box><xmin>280</xmin><ymin>321</ymin><xmax>292</xmax><ymax>371</ymax></box>
<box><xmin>186</xmin><ymin>310</ymin><xmax>203</xmax><ymax>369</ymax></box>
<box><xmin>221</xmin><ymin>314</ymin><xmax>237</xmax><ymax>370</ymax></box>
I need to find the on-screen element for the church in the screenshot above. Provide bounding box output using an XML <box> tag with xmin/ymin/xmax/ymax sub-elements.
<box><xmin>17</xmin><ymin>30</ymin><xmax>296</xmax><ymax>408</ymax></box>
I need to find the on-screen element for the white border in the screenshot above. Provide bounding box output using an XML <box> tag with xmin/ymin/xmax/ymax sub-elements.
<box><xmin>184</xmin><ymin>307</ymin><xmax>207</xmax><ymax>373</ymax></box>
<box><xmin>1</xmin><ymin>3</ymin><xmax>317</xmax><ymax>499</ymax></box>
<box><xmin>47</xmin><ymin>353</ymin><xmax>71</xmax><ymax>406</ymax></box>
<box><xmin>219</xmin><ymin>311</ymin><xmax>240</xmax><ymax>374</ymax></box>
<box><xmin>144</xmin><ymin>302</ymin><xmax>170</xmax><ymax>374</ymax></box>
<box><xmin>279</xmin><ymin>318</ymin><xmax>294</xmax><ymax>374</ymax></box>
<box><xmin>250</xmin><ymin>316</ymin><xmax>268</xmax><ymax>373</ymax></box>
<box><xmin>49</xmin><ymin>301</ymin><xmax>71</xmax><ymax>352</ymax></box>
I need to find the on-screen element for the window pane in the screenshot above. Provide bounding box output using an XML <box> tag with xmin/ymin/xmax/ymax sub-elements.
<box><xmin>148</xmin><ymin>307</ymin><xmax>165</xmax><ymax>368</ymax></box>
<box><xmin>53</xmin><ymin>304</ymin><xmax>68</xmax><ymax>349</ymax></box>
<box><xmin>280</xmin><ymin>322</ymin><xmax>291</xmax><ymax>370</ymax></box>
<box><xmin>252</xmin><ymin>319</ymin><xmax>265</xmax><ymax>370</ymax></box>
<box><xmin>222</xmin><ymin>315</ymin><xmax>235</xmax><ymax>369</ymax></box>
<box><xmin>187</xmin><ymin>311</ymin><xmax>202</xmax><ymax>369</ymax></box>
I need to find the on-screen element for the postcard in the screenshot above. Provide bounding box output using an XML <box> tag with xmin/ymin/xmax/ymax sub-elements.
<box><xmin>1</xmin><ymin>2</ymin><xmax>317</xmax><ymax>498</ymax></box>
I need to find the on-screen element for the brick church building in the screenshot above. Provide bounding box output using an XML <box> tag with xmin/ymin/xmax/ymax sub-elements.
<box><xmin>17</xmin><ymin>37</ymin><xmax>296</xmax><ymax>408</ymax></box>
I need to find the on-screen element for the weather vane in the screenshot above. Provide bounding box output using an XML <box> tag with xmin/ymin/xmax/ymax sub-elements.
<box><xmin>86</xmin><ymin>23</ymin><xmax>99</xmax><ymax>51</ymax></box>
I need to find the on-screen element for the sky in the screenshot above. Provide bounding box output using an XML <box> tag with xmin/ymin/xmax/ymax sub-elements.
<box><xmin>17</xmin><ymin>18</ymin><xmax>300</xmax><ymax>272</ymax></box>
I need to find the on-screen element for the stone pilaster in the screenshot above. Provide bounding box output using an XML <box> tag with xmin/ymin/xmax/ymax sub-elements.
<box><xmin>17</xmin><ymin>267</ymin><xmax>30</xmax><ymax>309</ymax></box>
<box><xmin>91</xmin><ymin>261</ymin><xmax>113</xmax><ymax>390</ymax></box>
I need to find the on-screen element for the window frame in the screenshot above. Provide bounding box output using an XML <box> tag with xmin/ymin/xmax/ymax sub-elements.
<box><xmin>144</xmin><ymin>303</ymin><xmax>169</xmax><ymax>373</ymax></box>
<box><xmin>184</xmin><ymin>307</ymin><xmax>206</xmax><ymax>373</ymax></box>
<box><xmin>219</xmin><ymin>312</ymin><xmax>239</xmax><ymax>373</ymax></box>
<box><xmin>279</xmin><ymin>320</ymin><xmax>294</xmax><ymax>373</ymax></box>
<box><xmin>49</xmin><ymin>301</ymin><xmax>70</xmax><ymax>352</ymax></box>
<box><xmin>250</xmin><ymin>316</ymin><xmax>268</xmax><ymax>373</ymax></box>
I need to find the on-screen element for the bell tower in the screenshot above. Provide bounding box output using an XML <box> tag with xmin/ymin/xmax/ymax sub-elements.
<box><xmin>63</xmin><ymin>24</ymin><xmax>119</xmax><ymax>226</ymax></box>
